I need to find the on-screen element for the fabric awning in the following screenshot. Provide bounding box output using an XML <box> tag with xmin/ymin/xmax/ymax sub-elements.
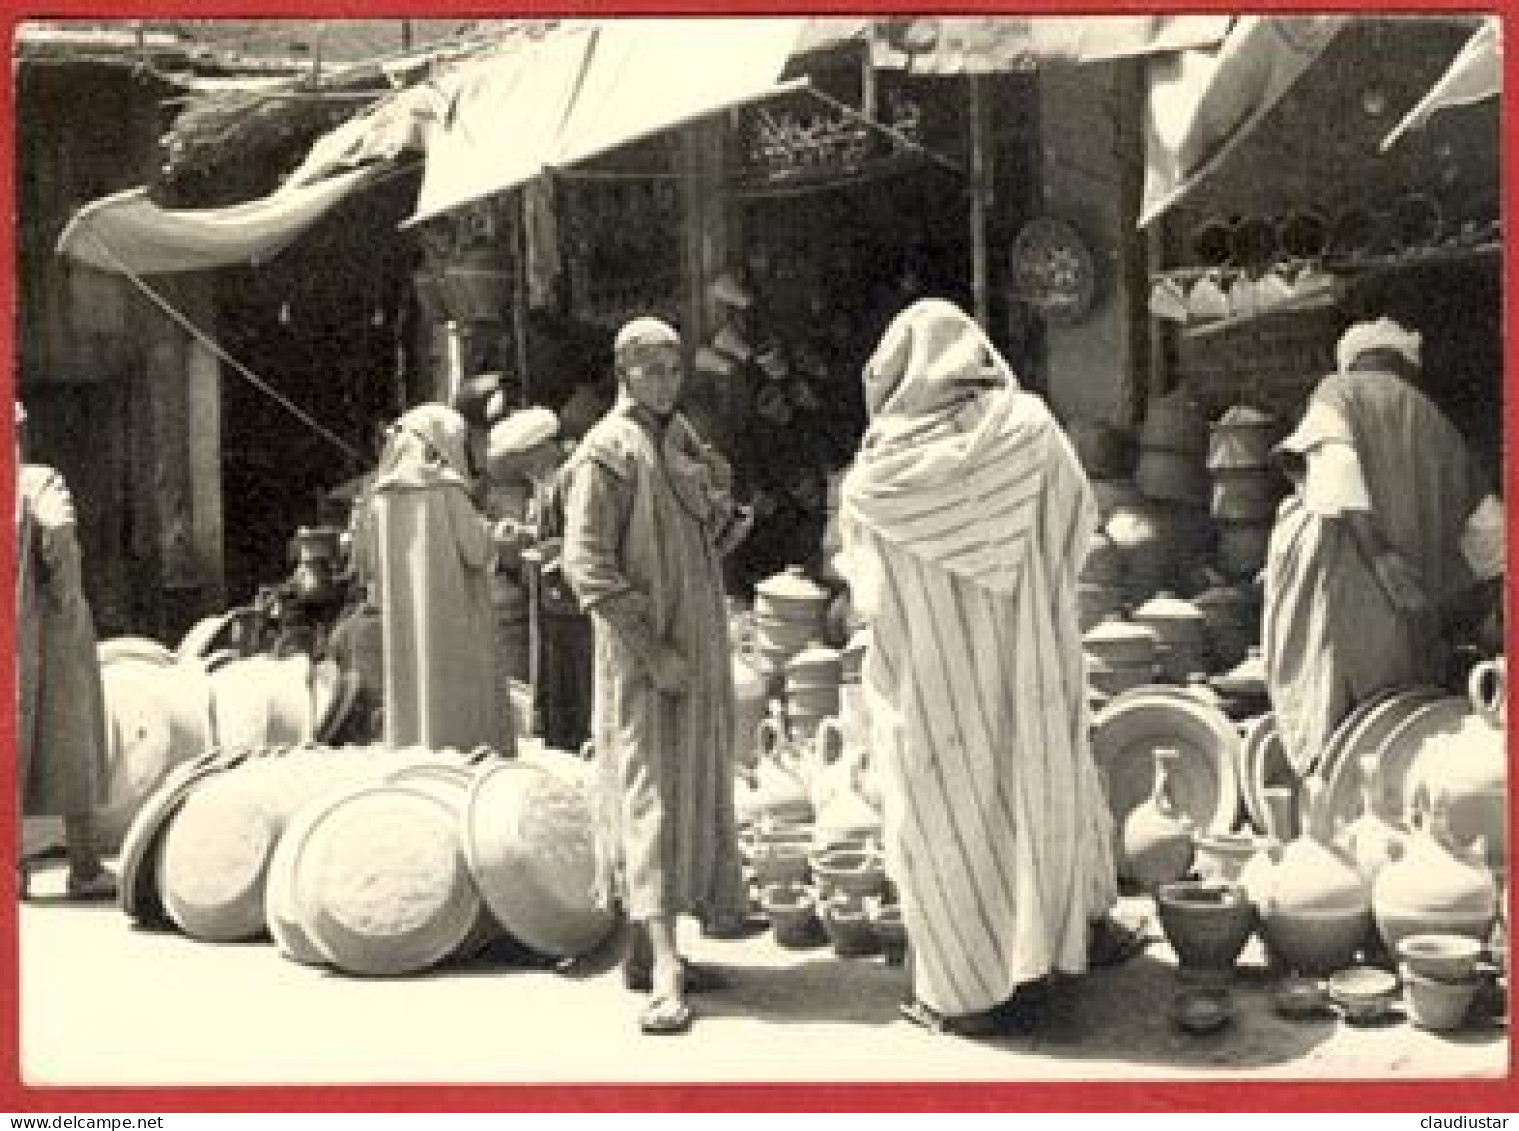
<box><xmin>56</xmin><ymin>165</ymin><xmax>383</xmax><ymax>275</ymax></box>
<box><xmin>870</xmin><ymin>16</ymin><xmax>1232</xmax><ymax>73</ymax></box>
<box><xmin>1139</xmin><ymin>16</ymin><xmax>1346</xmax><ymax>228</ymax></box>
<box><xmin>404</xmin><ymin>18</ymin><xmax>807</xmax><ymax>226</ymax></box>
<box><xmin>1381</xmin><ymin>16</ymin><xmax>1500</xmax><ymax>152</ymax></box>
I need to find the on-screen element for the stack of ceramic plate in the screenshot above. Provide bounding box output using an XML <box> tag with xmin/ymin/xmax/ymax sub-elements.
<box><xmin>95</xmin><ymin>647</ymin><xmax>216</xmax><ymax>851</ymax></box>
<box><xmin>752</xmin><ymin>566</ymin><xmax>832</xmax><ymax>677</ymax></box>
<box><xmin>1304</xmin><ymin>688</ymin><xmax>1466</xmax><ymax>844</ymax></box>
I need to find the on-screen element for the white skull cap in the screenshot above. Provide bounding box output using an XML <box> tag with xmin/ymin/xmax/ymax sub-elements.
<box><xmin>615</xmin><ymin>317</ymin><xmax>680</xmax><ymax>355</ymax></box>
<box><xmin>1336</xmin><ymin>317</ymin><xmax>1422</xmax><ymax>373</ymax></box>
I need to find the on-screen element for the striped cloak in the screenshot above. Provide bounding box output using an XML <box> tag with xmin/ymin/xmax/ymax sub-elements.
<box><xmin>842</xmin><ymin>387</ymin><xmax>1116</xmax><ymax>1018</ymax></box>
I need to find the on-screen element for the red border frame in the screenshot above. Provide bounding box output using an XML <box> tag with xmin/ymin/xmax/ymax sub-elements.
<box><xmin>1</xmin><ymin>0</ymin><xmax>1515</xmax><ymax>1112</ymax></box>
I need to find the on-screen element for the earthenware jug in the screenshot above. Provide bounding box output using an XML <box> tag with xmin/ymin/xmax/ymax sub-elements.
<box><xmin>1121</xmin><ymin>748</ymin><xmax>1196</xmax><ymax>890</ymax></box>
<box><xmin>1405</xmin><ymin>713</ymin><xmax>1506</xmax><ymax>875</ymax></box>
<box><xmin>1372</xmin><ymin>805</ymin><xmax>1498</xmax><ymax>952</ymax></box>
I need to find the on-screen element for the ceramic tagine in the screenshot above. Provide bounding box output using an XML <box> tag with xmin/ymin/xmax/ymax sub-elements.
<box><xmin>1120</xmin><ymin>748</ymin><xmax>1195</xmax><ymax>890</ymax></box>
<box><xmin>1371</xmin><ymin>804</ymin><xmax>1498</xmax><ymax>954</ymax></box>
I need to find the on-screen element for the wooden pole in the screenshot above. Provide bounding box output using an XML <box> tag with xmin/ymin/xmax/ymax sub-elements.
<box><xmin>510</xmin><ymin>190</ymin><xmax>531</xmax><ymax>406</ymax></box>
<box><xmin>969</xmin><ymin>74</ymin><xmax>992</xmax><ymax>329</ymax></box>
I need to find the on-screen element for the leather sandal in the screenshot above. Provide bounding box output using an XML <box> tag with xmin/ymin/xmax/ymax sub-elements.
<box><xmin>638</xmin><ymin>995</ymin><xmax>692</xmax><ymax>1036</ymax></box>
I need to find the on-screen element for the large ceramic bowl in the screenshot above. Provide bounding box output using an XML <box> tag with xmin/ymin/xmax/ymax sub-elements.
<box><xmin>1157</xmin><ymin>881</ymin><xmax>1255</xmax><ymax>970</ymax></box>
<box><xmin>1402</xmin><ymin>965</ymin><xmax>1480</xmax><ymax>1032</ymax></box>
<box><xmin>1397</xmin><ymin>933</ymin><xmax>1484</xmax><ymax>983</ymax></box>
<box><xmin>1090</xmin><ymin>691</ymin><xmax>1240</xmax><ymax>836</ymax></box>
<box><xmin>1261</xmin><ymin>905</ymin><xmax>1373</xmax><ymax>976</ymax></box>
<box><xmin>1327</xmin><ymin>965</ymin><xmax>1400</xmax><ymax>1024</ymax></box>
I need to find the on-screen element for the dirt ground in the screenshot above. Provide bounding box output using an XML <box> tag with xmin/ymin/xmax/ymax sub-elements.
<box><xmin>12</xmin><ymin>860</ymin><xmax>1507</xmax><ymax>1104</ymax></box>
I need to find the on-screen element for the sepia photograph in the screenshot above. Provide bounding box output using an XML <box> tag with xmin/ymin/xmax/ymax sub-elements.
<box><xmin>8</xmin><ymin>11</ymin><xmax>1509</xmax><ymax>1105</ymax></box>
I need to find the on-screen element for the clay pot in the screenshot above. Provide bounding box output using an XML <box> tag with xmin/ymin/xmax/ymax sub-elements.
<box><xmin>755</xmin><ymin>566</ymin><xmax>831</xmax><ymax>624</ymax></box>
<box><xmin>820</xmin><ymin>893</ymin><xmax>879</xmax><ymax>957</ymax></box>
<box><xmin>761</xmin><ymin>882</ymin><xmax>820</xmax><ymax>949</ymax></box>
<box><xmin>1066</xmin><ymin>418</ymin><xmax>1132</xmax><ymax>480</ymax></box>
<box><xmin>1157</xmin><ymin>880</ymin><xmax>1255</xmax><ymax>970</ymax></box>
<box><xmin>869</xmin><ymin>900</ymin><xmax>907</xmax><ymax>966</ymax></box>
<box><xmin>1083</xmin><ymin>618</ymin><xmax>1159</xmax><ymax>667</ymax></box>
<box><xmin>1120</xmin><ymin>749</ymin><xmax>1196</xmax><ymax>890</ymax></box>
<box><xmin>1078</xmin><ymin>582</ymin><xmax>1128</xmax><ymax>632</ymax></box>
<box><xmin>1216</xmin><ymin>521</ymin><xmax>1271</xmax><ymax>580</ymax></box>
<box><xmin>1398</xmin><ymin>933</ymin><xmax>1484</xmax><ymax>983</ymax></box>
<box><xmin>1210</xmin><ymin>468</ymin><xmax>1280</xmax><ymax>524</ymax></box>
<box><xmin>1082</xmin><ymin>531</ymin><xmax>1124</xmax><ymax>585</ymax></box>
<box><xmin>1194</xmin><ymin>831</ymin><xmax>1272</xmax><ymax>884</ymax></box>
<box><xmin>1140</xmin><ymin>389</ymin><xmax>1209</xmax><ymax>457</ymax></box>
<box><xmin>1255</xmin><ymin>835</ymin><xmax>1374</xmax><ymax>975</ymax></box>
<box><xmin>810</xmin><ymin>845</ymin><xmax>885</xmax><ymax>901</ymax></box>
<box><xmin>1373</xmin><ymin>812</ymin><xmax>1498</xmax><ymax>953</ymax></box>
<box><xmin>1132</xmin><ymin>592</ymin><xmax>1209</xmax><ymax>648</ymax></box>
<box><xmin>1137</xmin><ymin>448</ymin><xmax>1210</xmax><ymax>506</ymax></box>
<box><xmin>1207</xmin><ymin>406</ymin><xmax>1277</xmax><ymax>471</ymax></box>
<box><xmin>1402</xmin><ymin>965</ymin><xmax>1480</xmax><ymax>1031</ymax></box>
<box><xmin>786</xmin><ymin>641</ymin><xmax>843</xmax><ymax>689</ymax></box>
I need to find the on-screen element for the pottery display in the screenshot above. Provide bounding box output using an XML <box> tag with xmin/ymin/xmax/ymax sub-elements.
<box><xmin>1372</xmin><ymin>810</ymin><xmax>1498</xmax><ymax>953</ymax></box>
<box><xmin>1119</xmin><ymin>749</ymin><xmax>1196</xmax><ymax>889</ymax></box>
<box><xmin>1156</xmin><ymin>880</ymin><xmax>1255</xmax><ymax>970</ymax></box>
